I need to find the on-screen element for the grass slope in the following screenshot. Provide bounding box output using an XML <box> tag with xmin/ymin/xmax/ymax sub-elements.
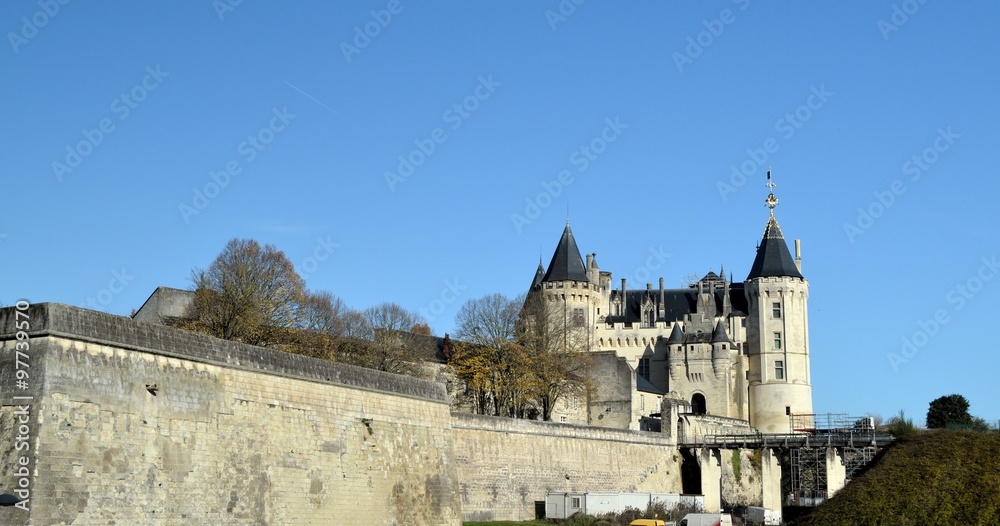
<box><xmin>793</xmin><ymin>430</ymin><xmax>1000</xmax><ymax>526</ymax></box>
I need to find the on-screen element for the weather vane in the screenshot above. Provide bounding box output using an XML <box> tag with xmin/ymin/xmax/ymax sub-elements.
<box><xmin>765</xmin><ymin>169</ymin><xmax>778</xmax><ymax>215</ymax></box>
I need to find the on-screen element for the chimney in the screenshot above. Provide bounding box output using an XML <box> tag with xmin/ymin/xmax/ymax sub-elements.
<box><xmin>586</xmin><ymin>253</ymin><xmax>594</xmax><ymax>269</ymax></box>
<box><xmin>795</xmin><ymin>239</ymin><xmax>802</xmax><ymax>273</ymax></box>
<box><xmin>621</xmin><ymin>278</ymin><xmax>627</xmax><ymax>304</ymax></box>
<box><xmin>659</xmin><ymin>277</ymin><xmax>665</xmax><ymax>318</ymax></box>
<box><xmin>646</xmin><ymin>282</ymin><xmax>652</xmax><ymax>291</ymax></box>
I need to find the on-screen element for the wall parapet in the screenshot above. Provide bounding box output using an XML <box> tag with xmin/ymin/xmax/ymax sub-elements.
<box><xmin>452</xmin><ymin>412</ymin><xmax>675</xmax><ymax>446</ymax></box>
<box><xmin>0</xmin><ymin>303</ymin><xmax>447</xmax><ymax>403</ymax></box>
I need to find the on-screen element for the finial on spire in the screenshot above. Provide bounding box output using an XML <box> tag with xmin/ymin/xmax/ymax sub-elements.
<box><xmin>765</xmin><ymin>169</ymin><xmax>779</xmax><ymax>215</ymax></box>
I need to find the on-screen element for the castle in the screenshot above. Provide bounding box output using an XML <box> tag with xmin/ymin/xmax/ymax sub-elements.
<box><xmin>530</xmin><ymin>181</ymin><xmax>813</xmax><ymax>434</ymax></box>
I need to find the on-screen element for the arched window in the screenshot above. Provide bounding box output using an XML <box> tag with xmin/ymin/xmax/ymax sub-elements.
<box><xmin>691</xmin><ymin>393</ymin><xmax>707</xmax><ymax>415</ymax></box>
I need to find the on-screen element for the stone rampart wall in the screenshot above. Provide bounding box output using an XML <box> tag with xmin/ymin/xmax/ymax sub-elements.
<box><xmin>0</xmin><ymin>304</ymin><xmax>460</xmax><ymax>526</ymax></box>
<box><xmin>452</xmin><ymin>413</ymin><xmax>682</xmax><ymax>522</ymax></box>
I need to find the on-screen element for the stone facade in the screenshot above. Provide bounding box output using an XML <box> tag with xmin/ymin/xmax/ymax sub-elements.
<box><xmin>0</xmin><ymin>303</ymin><xmax>461</xmax><ymax>526</ymax></box>
<box><xmin>526</xmin><ymin>198</ymin><xmax>812</xmax><ymax>432</ymax></box>
<box><xmin>452</xmin><ymin>412</ymin><xmax>682</xmax><ymax>522</ymax></box>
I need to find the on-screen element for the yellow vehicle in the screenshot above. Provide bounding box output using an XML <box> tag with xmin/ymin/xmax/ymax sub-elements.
<box><xmin>629</xmin><ymin>520</ymin><xmax>667</xmax><ymax>526</ymax></box>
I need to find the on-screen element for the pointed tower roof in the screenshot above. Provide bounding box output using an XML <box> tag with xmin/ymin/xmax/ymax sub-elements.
<box><xmin>746</xmin><ymin>215</ymin><xmax>804</xmax><ymax>280</ymax></box>
<box><xmin>666</xmin><ymin>323</ymin><xmax>685</xmax><ymax>344</ymax></box>
<box><xmin>746</xmin><ymin>171</ymin><xmax>804</xmax><ymax>280</ymax></box>
<box><xmin>542</xmin><ymin>224</ymin><xmax>588</xmax><ymax>282</ymax></box>
<box><xmin>711</xmin><ymin>320</ymin><xmax>733</xmax><ymax>344</ymax></box>
<box><xmin>530</xmin><ymin>260</ymin><xmax>545</xmax><ymax>290</ymax></box>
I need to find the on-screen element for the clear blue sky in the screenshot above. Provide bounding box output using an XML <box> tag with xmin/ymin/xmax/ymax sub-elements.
<box><xmin>4</xmin><ymin>2</ymin><xmax>999</xmax><ymax>423</ymax></box>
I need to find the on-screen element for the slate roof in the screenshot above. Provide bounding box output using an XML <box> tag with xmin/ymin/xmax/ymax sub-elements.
<box><xmin>711</xmin><ymin>320</ymin><xmax>733</xmax><ymax>344</ymax></box>
<box><xmin>530</xmin><ymin>262</ymin><xmax>545</xmax><ymax>290</ymax></box>
<box><xmin>542</xmin><ymin>224</ymin><xmax>589</xmax><ymax>283</ymax></box>
<box><xmin>636</xmin><ymin>373</ymin><xmax>664</xmax><ymax>395</ymax></box>
<box><xmin>746</xmin><ymin>215</ymin><xmax>803</xmax><ymax>280</ymax></box>
<box><xmin>604</xmin><ymin>283</ymin><xmax>749</xmax><ymax>324</ymax></box>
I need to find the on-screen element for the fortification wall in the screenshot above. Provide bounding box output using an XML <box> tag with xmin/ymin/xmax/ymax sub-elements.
<box><xmin>452</xmin><ymin>413</ymin><xmax>682</xmax><ymax>522</ymax></box>
<box><xmin>0</xmin><ymin>304</ymin><xmax>461</xmax><ymax>526</ymax></box>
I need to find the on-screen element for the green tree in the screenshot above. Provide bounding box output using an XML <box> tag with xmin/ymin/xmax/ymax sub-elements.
<box><xmin>886</xmin><ymin>409</ymin><xmax>918</xmax><ymax>440</ymax></box>
<box><xmin>926</xmin><ymin>394</ymin><xmax>973</xmax><ymax>429</ymax></box>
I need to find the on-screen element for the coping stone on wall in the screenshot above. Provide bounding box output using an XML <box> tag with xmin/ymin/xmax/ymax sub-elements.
<box><xmin>0</xmin><ymin>303</ymin><xmax>447</xmax><ymax>403</ymax></box>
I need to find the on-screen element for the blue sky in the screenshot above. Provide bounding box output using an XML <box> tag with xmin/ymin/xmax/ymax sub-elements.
<box><xmin>4</xmin><ymin>1</ymin><xmax>999</xmax><ymax>423</ymax></box>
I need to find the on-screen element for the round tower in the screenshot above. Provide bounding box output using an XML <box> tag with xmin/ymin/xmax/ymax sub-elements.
<box><xmin>745</xmin><ymin>176</ymin><xmax>813</xmax><ymax>433</ymax></box>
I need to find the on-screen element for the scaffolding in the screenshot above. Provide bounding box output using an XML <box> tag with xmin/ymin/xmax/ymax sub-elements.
<box><xmin>785</xmin><ymin>414</ymin><xmax>881</xmax><ymax>506</ymax></box>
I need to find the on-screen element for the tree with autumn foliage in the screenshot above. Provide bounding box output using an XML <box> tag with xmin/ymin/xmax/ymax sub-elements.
<box><xmin>450</xmin><ymin>292</ymin><xmax>590</xmax><ymax>420</ymax></box>
<box><xmin>518</xmin><ymin>292</ymin><xmax>591</xmax><ymax>421</ymax></box>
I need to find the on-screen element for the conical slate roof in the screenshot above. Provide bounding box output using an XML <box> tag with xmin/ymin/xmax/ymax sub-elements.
<box><xmin>530</xmin><ymin>261</ymin><xmax>545</xmax><ymax>290</ymax></box>
<box><xmin>542</xmin><ymin>224</ymin><xmax>588</xmax><ymax>282</ymax></box>
<box><xmin>666</xmin><ymin>323</ymin><xmax>684</xmax><ymax>344</ymax></box>
<box><xmin>746</xmin><ymin>215</ymin><xmax>804</xmax><ymax>280</ymax></box>
<box><xmin>711</xmin><ymin>320</ymin><xmax>733</xmax><ymax>344</ymax></box>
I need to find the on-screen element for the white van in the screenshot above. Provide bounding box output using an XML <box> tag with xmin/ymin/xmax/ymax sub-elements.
<box><xmin>678</xmin><ymin>513</ymin><xmax>733</xmax><ymax>526</ymax></box>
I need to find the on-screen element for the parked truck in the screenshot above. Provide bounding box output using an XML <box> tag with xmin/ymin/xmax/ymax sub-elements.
<box><xmin>678</xmin><ymin>513</ymin><xmax>733</xmax><ymax>526</ymax></box>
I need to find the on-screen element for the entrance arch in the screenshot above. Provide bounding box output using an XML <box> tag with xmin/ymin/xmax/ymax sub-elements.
<box><xmin>691</xmin><ymin>393</ymin><xmax>707</xmax><ymax>415</ymax></box>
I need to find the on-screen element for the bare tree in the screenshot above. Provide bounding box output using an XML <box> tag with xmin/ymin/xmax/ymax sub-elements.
<box><xmin>454</xmin><ymin>292</ymin><xmax>521</xmax><ymax>347</ymax></box>
<box><xmin>336</xmin><ymin>302</ymin><xmax>429</xmax><ymax>374</ymax></box>
<box><xmin>189</xmin><ymin>238</ymin><xmax>305</xmax><ymax>345</ymax></box>
<box><xmin>298</xmin><ymin>290</ymin><xmax>348</xmax><ymax>336</ymax></box>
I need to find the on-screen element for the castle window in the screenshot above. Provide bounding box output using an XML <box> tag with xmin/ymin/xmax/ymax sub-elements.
<box><xmin>638</xmin><ymin>358</ymin><xmax>650</xmax><ymax>381</ymax></box>
<box><xmin>773</xmin><ymin>332</ymin><xmax>782</xmax><ymax>349</ymax></box>
<box><xmin>640</xmin><ymin>394</ymin><xmax>645</xmax><ymax>411</ymax></box>
<box><xmin>561</xmin><ymin>416</ymin><xmax>568</xmax><ymax>423</ymax></box>
<box><xmin>571</xmin><ymin>497</ymin><xmax>581</xmax><ymax>508</ymax></box>
<box><xmin>772</xmin><ymin>302</ymin><xmax>782</xmax><ymax>318</ymax></box>
<box><xmin>775</xmin><ymin>360</ymin><xmax>785</xmax><ymax>380</ymax></box>
<box><xmin>573</xmin><ymin>308</ymin><xmax>585</xmax><ymax>327</ymax></box>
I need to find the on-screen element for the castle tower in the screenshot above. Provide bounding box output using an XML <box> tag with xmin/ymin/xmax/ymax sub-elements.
<box><xmin>531</xmin><ymin>222</ymin><xmax>597</xmax><ymax>350</ymax></box>
<box><xmin>745</xmin><ymin>174</ymin><xmax>813</xmax><ymax>433</ymax></box>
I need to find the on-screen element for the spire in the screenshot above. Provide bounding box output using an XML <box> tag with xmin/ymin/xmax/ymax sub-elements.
<box><xmin>766</xmin><ymin>169</ymin><xmax>778</xmax><ymax>215</ymax></box>
<box><xmin>711</xmin><ymin>320</ymin><xmax>733</xmax><ymax>344</ymax></box>
<box><xmin>530</xmin><ymin>259</ymin><xmax>546</xmax><ymax>290</ymax></box>
<box><xmin>747</xmin><ymin>171</ymin><xmax>804</xmax><ymax>280</ymax></box>
<box><xmin>542</xmin><ymin>223</ymin><xmax>588</xmax><ymax>282</ymax></box>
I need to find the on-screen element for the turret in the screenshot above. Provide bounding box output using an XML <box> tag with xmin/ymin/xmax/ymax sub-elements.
<box><xmin>745</xmin><ymin>173</ymin><xmax>813</xmax><ymax>433</ymax></box>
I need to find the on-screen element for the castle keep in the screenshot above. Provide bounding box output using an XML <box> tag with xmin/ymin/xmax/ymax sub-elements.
<box><xmin>530</xmin><ymin>183</ymin><xmax>813</xmax><ymax>433</ymax></box>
